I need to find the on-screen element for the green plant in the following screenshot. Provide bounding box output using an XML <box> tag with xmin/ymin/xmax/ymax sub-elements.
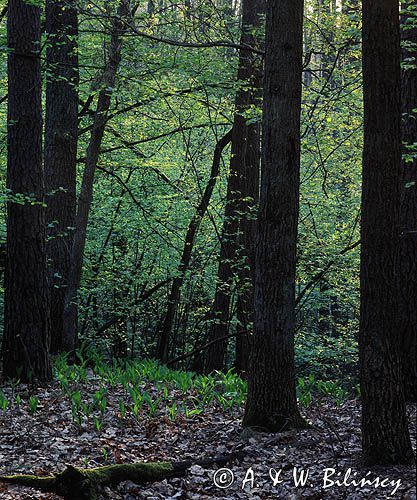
<box><xmin>69</xmin><ymin>390</ymin><xmax>84</xmax><ymax>426</ymax></box>
<box><xmin>167</xmin><ymin>401</ymin><xmax>178</xmax><ymax>421</ymax></box>
<box><xmin>296</xmin><ymin>375</ymin><xmax>350</xmax><ymax>407</ymax></box>
<box><xmin>101</xmin><ymin>446</ymin><xmax>109</xmax><ymax>462</ymax></box>
<box><xmin>143</xmin><ymin>392</ymin><xmax>161</xmax><ymax>418</ymax></box>
<box><xmin>196</xmin><ymin>376</ymin><xmax>216</xmax><ymax>405</ymax></box>
<box><xmin>93</xmin><ymin>388</ymin><xmax>108</xmax><ymax>415</ymax></box>
<box><xmin>183</xmin><ymin>405</ymin><xmax>203</xmax><ymax>418</ymax></box>
<box><xmin>118</xmin><ymin>400</ymin><xmax>127</xmax><ymax>419</ymax></box>
<box><xmin>297</xmin><ymin>375</ymin><xmax>315</xmax><ymax>407</ymax></box>
<box><xmin>94</xmin><ymin>416</ymin><xmax>103</xmax><ymax>433</ymax></box>
<box><xmin>28</xmin><ymin>396</ymin><xmax>39</xmax><ymax>415</ymax></box>
<box><xmin>317</xmin><ymin>380</ymin><xmax>349</xmax><ymax>404</ymax></box>
<box><xmin>0</xmin><ymin>392</ymin><xmax>8</xmax><ymax>412</ymax></box>
<box><xmin>215</xmin><ymin>393</ymin><xmax>235</xmax><ymax>410</ymax></box>
<box><xmin>57</xmin><ymin>374</ymin><xmax>69</xmax><ymax>394</ymax></box>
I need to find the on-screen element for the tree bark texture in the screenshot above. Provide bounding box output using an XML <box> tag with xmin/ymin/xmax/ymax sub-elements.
<box><xmin>45</xmin><ymin>0</ymin><xmax>79</xmax><ymax>354</ymax></box>
<box><xmin>243</xmin><ymin>0</ymin><xmax>306</xmax><ymax>431</ymax></box>
<box><xmin>3</xmin><ymin>0</ymin><xmax>52</xmax><ymax>381</ymax></box>
<box><xmin>399</xmin><ymin>0</ymin><xmax>417</xmax><ymax>402</ymax></box>
<box><xmin>359</xmin><ymin>0</ymin><xmax>414</xmax><ymax>465</ymax></box>
<box><xmin>234</xmin><ymin>112</ymin><xmax>262</xmax><ymax>375</ymax></box>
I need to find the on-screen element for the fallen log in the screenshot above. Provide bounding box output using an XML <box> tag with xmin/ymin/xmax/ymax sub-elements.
<box><xmin>0</xmin><ymin>453</ymin><xmax>242</xmax><ymax>500</ymax></box>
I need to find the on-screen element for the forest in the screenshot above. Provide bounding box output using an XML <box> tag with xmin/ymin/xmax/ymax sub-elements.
<box><xmin>0</xmin><ymin>0</ymin><xmax>416</xmax><ymax>498</ymax></box>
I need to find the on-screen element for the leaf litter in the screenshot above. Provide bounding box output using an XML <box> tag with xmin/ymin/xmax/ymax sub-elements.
<box><xmin>0</xmin><ymin>368</ymin><xmax>415</xmax><ymax>500</ymax></box>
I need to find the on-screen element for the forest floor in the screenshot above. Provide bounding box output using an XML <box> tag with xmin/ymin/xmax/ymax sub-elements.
<box><xmin>0</xmin><ymin>361</ymin><xmax>415</xmax><ymax>500</ymax></box>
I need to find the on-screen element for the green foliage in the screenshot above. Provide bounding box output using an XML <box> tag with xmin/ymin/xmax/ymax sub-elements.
<box><xmin>49</xmin><ymin>351</ymin><xmax>350</xmax><ymax>428</ymax></box>
<box><xmin>0</xmin><ymin>391</ymin><xmax>8</xmax><ymax>412</ymax></box>
<box><xmin>28</xmin><ymin>396</ymin><xmax>39</xmax><ymax>416</ymax></box>
<box><xmin>297</xmin><ymin>374</ymin><xmax>350</xmax><ymax>408</ymax></box>
<box><xmin>0</xmin><ymin>0</ymin><xmax>372</xmax><ymax>385</ymax></box>
<box><xmin>51</xmin><ymin>352</ymin><xmax>250</xmax><ymax>426</ymax></box>
<box><xmin>296</xmin><ymin>330</ymin><xmax>358</xmax><ymax>383</ymax></box>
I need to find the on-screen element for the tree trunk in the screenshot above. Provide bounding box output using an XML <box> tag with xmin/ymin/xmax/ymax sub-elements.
<box><xmin>45</xmin><ymin>0</ymin><xmax>79</xmax><ymax>354</ymax></box>
<box><xmin>234</xmin><ymin>111</ymin><xmax>261</xmax><ymax>375</ymax></box>
<box><xmin>243</xmin><ymin>0</ymin><xmax>306</xmax><ymax>431</ymax></box>
<box><xmin>359</xmin><ymin>0</ymin><xmax>414</xmax><ymax>465</ymax></box>
<box><xmin>203</xmin><ymin>178</ymin><xmax>238</xmax><ymax>372</ymax></box>
<box><xmin>204</xmin><ymin>0</ymin><xmax>264</xmax><ymax>374</ymax></box>
<box><xmin>62</xmin><ymin>0</ymin><xmax>129</xmax><ymax>352</ymax></box>
<box><xmin>399</xmin><ymin>0</ymin><xmax>417</xmax><ymax>402</ymax></box>
<box><xmin>156</xmin><ymin>130</ymin><xmax>232</xmax><ymax>363</ymax></box>
<box><xmin>2</xmin><ymin>0</ymin><xmax>52</xmax><ymax>381</ymax></box>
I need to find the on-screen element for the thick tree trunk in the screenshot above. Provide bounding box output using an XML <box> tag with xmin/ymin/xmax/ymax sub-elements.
<box><xmin>62</xmin><ymin>0</ymin><xmax>129</xmax><ymax>352</ymax></box>
<box><xmin>45</xmin><ymin>0</ymin><xmax>79</xmax><ymax>354</ymax></box>
<box><xmin>156</xmin><ymin>130</ymin><xmax>232</xmax><ymax>363</ymax></box>
<box><xmin>204</xmin><ymin>0</ymin><xmax>264</xmax><ymax>374</ymax></box>
<box><xmin>359</xmin><ymin>0</ymin><xmax>414</xmax><ymax>465</ymax></box>
<box><xmin>399</xmin><ymin>0</ymin><xmax>417</xmax><ymax>402</ymax></box>
<box><xmin>2</xmin><ymin>0</ymin><xmax>52</xmax><ymax>381</ymax></box>
<box><xmin>243</xmin><ymin>0</ymin><xmax>306</xmax><ymax>431</ymax></box>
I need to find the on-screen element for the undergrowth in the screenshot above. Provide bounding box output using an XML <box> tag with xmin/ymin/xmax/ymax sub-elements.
<box><xmin>0</xmin><ymin>349</ymin><xmax>355</xmax><ymax>431</ymax></box>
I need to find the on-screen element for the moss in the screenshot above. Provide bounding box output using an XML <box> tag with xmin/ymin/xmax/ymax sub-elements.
<box><xmin>86</xmin><ymin>462</ymin><xmax>175</xmax><ymax>485</ymax></box>
<box><xmin>0</xmin><ymin>461</ymin><xmax>176</xmax><ymax>500</ymax></box>
<box><xmin>0</xmin><ymin>474</ymin><xmax>56</xmax><ymax>491</ymax></box>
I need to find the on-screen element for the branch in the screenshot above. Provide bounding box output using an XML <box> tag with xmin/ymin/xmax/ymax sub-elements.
<box><xmin>295</xmin><ymin>240</ymin><xmax>360</xmax><ymax>307</ymax></box>
<box><xmin>0</xmin><ymin>5</ymin><xmax>7</xmax><ymax>24</ymax></box>
<box><xmin>167</xmin><ymin>330</ymin><xmax>243</xmax><ymax>367</ymax></box>
<box><xmin>101</xmin><ymin>121</ymin><xmax>229</xmax><ymax>155</ymax></box>
<box><xmin>123</xmin><ymin>20</ymin><xmax>264</xmax><ymax>55</ymax></box>
<box><xmin>95</xmin><ymin>278</ymin><xmax>171</xmax><ymax>335</ymax></box>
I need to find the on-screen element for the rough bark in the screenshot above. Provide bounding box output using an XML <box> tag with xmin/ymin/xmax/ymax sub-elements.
<box><xmin>45</xmin><ymin>0</ymin><xmax>79</xmax><ymax>354</ymax></box>
<box><xmin>62</xmin><ymin>0</ymin><xmax>130</xmax><ymax>352</ymax></box>
<box><xmin>204</xmin><ymin>0</ymin><xmax>264</xmax><ymax>374</ymax></box>
<box><xmin>156</xmin><ymin>130</ymin><xmax>233</xmax><ymax>363</ymax></box>
<box><xmin>2</xmin><ymin>0</ymin><xmax>52</xmax><ymax>381</ymax></box>
<box><xmin>243</xmin><ymin>0</ymin><xmax>306</xmax><ymax>431</ymax></box>
<box><xmin>234</xmin><ymin>113</ymin><xmax>261</xmax><ymax>375</ymax></box>
<box><xmin>359</xmin><ymin>0</ymin><xmax>415</xmax><ymax>465</ymax></box>
<box><xmin>399</xmin><ymin>0</ymin><xmax>417</xmax><ymax>402</ymax></box>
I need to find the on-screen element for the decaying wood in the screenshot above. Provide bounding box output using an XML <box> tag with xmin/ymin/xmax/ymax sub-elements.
<box><xmin>0</xmin><ymin>454</ymin><xmax>243</xmax><ymax>500</ymax></box>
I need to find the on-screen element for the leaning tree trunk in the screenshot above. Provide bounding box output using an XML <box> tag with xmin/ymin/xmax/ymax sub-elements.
<box><xmin>359</xmin><ymin>0</ymin><xmax>414</xmax><ymax>465</ymax></box>
<box><xmin>156</xmin><ymin>130</ymin><xmax>232</xmax><ymax>363</ymax></box>
<box><xmin>203</xmin><ymin>164</ymin><xmax>239</xmax><ymax>372</ymax></box>
<box><xmin>243</xmin><ymin>0</ymin><xmax>306</xmax><ymax>431</ymax></box>
<box><xmin>2</xmin><ymin>0</ymin><xmax>52</xmax><ymax>381</ymax></box>
<box><xmin>398</xmin><ymin>0</ymin><xmax>417</xmax><ymax>402</ymax></box>
<box><xmin>204</xmin><ymin>0</ymin><xmax>264</xmax><ymax>374</ymax></box>
<box><xmin>45</xmin><ymin>0</ymin><xmax>79</xmax><ymax>354</ymax></box>
<box><xmin>62</xmin><ymin>0</ymin><xmax>130</xmax><ymax>352</ymax></box>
